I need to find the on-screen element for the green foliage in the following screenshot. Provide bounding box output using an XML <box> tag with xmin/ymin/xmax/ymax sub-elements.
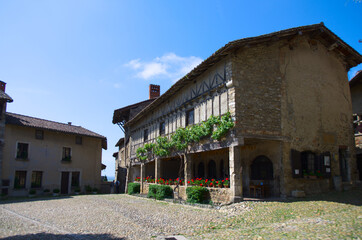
<box><xmin>29</xmin><ymin>189</ymin><xmax>36</xmax><ymax>195</ymax></box>
<box><xmin>186</xmin><ymin>186</ymin><xmax>209</xmax><ymax>204</ymax></box>
<box><xmin>53</xmin><ymin>189</ymin><xmax>60</xmax><ymax>193</ymax></box>
<box><xmin>127</xmin><ymin>182</ymin><xmax>140</xmax><ymax>195</ymax></box>
<box><xmin>153</xmin><ymin>137</ymin><xmax>173</xmax><ymax>157</ymax></box>
<box><xmin>136</xmin><ymin>112</ymin><xmax>234</xmax><ymax>161</ymax></box>
<box><xmin>147</xmin><ymin>184</ymin><xmax>173</xmax><ymax>200</ymax></box>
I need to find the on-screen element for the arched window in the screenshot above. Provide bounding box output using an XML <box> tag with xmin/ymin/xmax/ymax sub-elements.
<box><xmin>208</xmin><ymin>160</ymin><xmax>216</xmax><ymax>179</ymax></box>
<box><xmin>197</xmin><ymin>162</ymin><xmax>205</xmax><ymax>178</ymax></box>
<box><xmin>251</xmin><ymin>156</ymin><xmax>273</xmax><ymax>180</ymax></box>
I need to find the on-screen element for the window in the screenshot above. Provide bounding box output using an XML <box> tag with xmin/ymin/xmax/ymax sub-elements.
<box><xmin>301</xmin><ymin>151</ymin><xmax>317</xmax><ymax>175</ymax></box>
<box><xmin>31</xmin><ymin>171</ymin><xmax>42</xmax><ymax>188</ymax></box>
<box><xmin>251</xmin><ymin>156</ymin><xmax>274</xmax><ymax>180</ymax></box>
<box><xmin>186</xmin><ymin>109</ymin><xmax>194</xmax><ymax>126</ymax></box>
<box><xmin>16</xmin><ymin>143</ymin><xmax>29</xmax><ymax>159</ymax></box>
<box><xmin>159</xmin><ymin>121</ymin><xmax>165</xmax><ymax>136</ymax></box>
<box><xmin>14</xmin><ymin>171</ymin><xmax>26</xmax><ymax>189</ymax></box>
<box><xmin>76</xmin><ymin>136</ymin><xmax>82</xmax><ymax>145</ymax></box>
<box><xmin>71</xmin><ymin>172</ymin><xmax>80</xmax><ymax>187</ymax></box>
<box><xmin>62</xmin><ymin>147</ymin><xmax>71</xmax><ymax>161</ymax></box>
<box><xmin>35</xmin><ymin>130</ymin><xmax>44</xmax><ymax>140</ymax></box>
<box><xmin>144</xmin><ymin>129</ymin><xmax>149</xmax><ymax>142</ymax></box>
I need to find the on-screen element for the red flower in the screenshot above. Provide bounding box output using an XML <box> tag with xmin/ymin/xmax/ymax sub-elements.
<box><xmin>200</xmin><ymin>184</ymin><xmax>203</xmax><ymax>186</ymax></box>
<box><xmin>205</xmin><ymin>179</ymin><xmax>208</xmax><ymax>182</ymax></box>
<box><xmin>222</xmin><ymin>180</ymin><xmax>224</xmax><ymax>182</ymax></box>
<box><xmin>216</xmin><ymin>181</ymin><xmax>219</xmax><ymax>183</ymax></box>
<box><xmin>210</xmin><ymin>183</ymin><xmax>213</xmax><ymax>186</ymax></box>
<box><xmin>226</xmin><ymin>178</ymin><xmax>229</xmax><ymax>181</ymax></box>
<box><xmin>188</xmin><ymin>181</ymin><xmax>190</xmax><ymax>184</ymax></box>
<box><xmin>191</xmin><ymin>179</ymin><xmax>194</xmax><ymax>182</ymax></box>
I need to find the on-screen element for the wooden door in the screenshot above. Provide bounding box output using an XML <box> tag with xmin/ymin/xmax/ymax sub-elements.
<box><xmin>61</xmin><ymin>172</ymin><xmax>69</xmax><ymax>194</ymax></box>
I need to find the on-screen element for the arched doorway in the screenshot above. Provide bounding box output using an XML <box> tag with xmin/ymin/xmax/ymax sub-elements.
<box><xmin>251</xmin><ymin>156</ymin><xmax>273</xmax><ymax>180</ymax></box>
<box><xmin>208</xmin><ymin>160</ymin><xmax>216</xmax><ymax>179</ymax></box>
<box><xmin>197</xmin><ymin>162</ymin><xmax>205</xmax><ymax>178</ymax></box>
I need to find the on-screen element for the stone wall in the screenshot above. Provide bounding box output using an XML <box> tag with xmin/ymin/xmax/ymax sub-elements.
<box><xmin>278</xmin><ymin>35</ymin><xmax>356</xmax><ymax>195</ymax></box>
<box><xmin>232</xmin><ymin>43</ymin><xmax>282</xmax><ymax>137</ymax></box>
<box><xmin>140</xmin><ymin>183</ymin><xmax>232</xmax><ymax>204</ymax></box>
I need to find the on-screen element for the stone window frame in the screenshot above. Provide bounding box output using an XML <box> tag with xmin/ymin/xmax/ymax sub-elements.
<box><xmin>62</xmin><ymin>146</ymin><xmax>72</xmax><ymax>162</ymax></box>
<box><xmin>31</xmin><ymin>171</ymin><xmax>43</xmax><ymax>188</ymax></box>
<box><xmin>35</xmin><ymin>129</ymin><xmax>44</xmax><ymax>140</ymax></box>
<box><xmin>75</xmin><ymin>136</ymin><xmax>83</xmax><ymax>145</ymax></box>
<box><xmin>14</xmin><ymin>170</ymin><xmax>27</xmax><ymax>189</ymax></box>
<box><xmin>15</xmin><ymin>142</ymin><xmax>29</xmax><ymax>160</ymax></box>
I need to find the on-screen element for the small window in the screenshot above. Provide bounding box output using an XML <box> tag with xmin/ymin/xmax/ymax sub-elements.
<box><xmin>31</xmin><ymin>171</ymin><xmax>42</xmax><ymax>188</ymax></box>
<box><xmin>71</xmin><ymin>172</ymin><xmax>80</xmax><ymax>187</ymax></box>
<box><xmin>14</xmin><ymin>171</ymin><xmax>26</xmax><ymax>189</ymax></box>
<box><xmin>301</xmin><ymin>151</ymin><xmax>316</xmax><ymax>175</ymax></box>
<box><xmin>186</xmin><ymin>109</ymin><xmax>194</xmax><ymax>126</ymax></box>
<box><xmin>16</xmin><ymin>143</ymin><xmax>29</xmax><ymax>159</ymax></box>
<box><xmin>62</xmin><ymin>147</ymin><xmax>71</xmax><ymax>161</ymax></box>
<box><xmin>159</xmin><ymin>122</ymin><xmax>165</xmax><ymax>135</ymax></box>
<box><xmin>76</xmin><ymin>136</ymin><xmax>82</xmax><ymax>145</ymax></box>
<box><xmin>35</xmin><ymin>130</ymin><xmax>44</xmax><ymax>140</ymax></box>
<box><xmin>144</xmin><ymin>129</ymin><xmax>149</xmax><ymax>142</ymax></box>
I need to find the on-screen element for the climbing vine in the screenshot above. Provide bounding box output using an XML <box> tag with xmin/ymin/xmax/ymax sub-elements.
<box><xmin>136</xmin><ymin>112</ymin><xmax>234</xmax><ymax>162</ymax></box>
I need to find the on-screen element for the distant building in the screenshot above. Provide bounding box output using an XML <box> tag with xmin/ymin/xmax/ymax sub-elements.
<box><xmin>350</xmin><ymin>71</ymin><xmax>362</xmax><ymax>181</ymax></box>
<box><xmin>0</xmin><ymin>81</ymin><xmax>107</xmax><ymax>196</ymax></box>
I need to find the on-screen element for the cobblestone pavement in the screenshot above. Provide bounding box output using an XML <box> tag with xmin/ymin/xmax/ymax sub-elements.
<box><xmin>0</xmin><ymin>194</ymin><xmax>230</xmax><ymax>240</ymax></box>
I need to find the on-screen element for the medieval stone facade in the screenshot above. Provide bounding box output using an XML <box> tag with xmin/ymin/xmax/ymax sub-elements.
<box><xmin>114</xmin><ymin>23</ymin><xmax>362</xmax><ymax>203</ymax></box>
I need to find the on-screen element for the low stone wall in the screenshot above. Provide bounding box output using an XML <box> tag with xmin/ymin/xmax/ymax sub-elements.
<box><xmin>140</xmin><ymin>183</ymin><xmax>231</xmax><ymax>204</ymax></box>
<box><xmin>286</xmin><ymin>178</ymin><xmax>331</xmax><ymax>196</ymax></box>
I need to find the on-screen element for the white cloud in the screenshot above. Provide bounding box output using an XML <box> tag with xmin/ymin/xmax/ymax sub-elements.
<box><xmin>124</xmin><ymin>53</ymin><xmax>203</xmax><ymax>82</ymax></box>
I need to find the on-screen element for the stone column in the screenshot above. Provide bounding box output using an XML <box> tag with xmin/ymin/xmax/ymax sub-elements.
<box><xmin>184</xmin><ymin>154</ymin><xmax>192</xmax><ymax>186</ymax></box>
<box><xmin>140</xmin><ymin>163</ymin><xmax>145</xmax><ymax>194</ymax></box>
<box><xmin>229</xmin><ymin>145</ymin><xmax>243</xmax><ymax>202</ymax></box>
<box><xmin>155</xmin><ymin>158</ymin><xmax>161</xmax><ymax>182</ymax></box>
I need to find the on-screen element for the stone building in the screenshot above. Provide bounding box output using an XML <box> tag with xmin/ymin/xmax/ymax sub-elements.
<box><xmin>113</xmin><ymin>23</ymin><xmax>362</xmax><ymax>203</ymax></box>
<box><xmin>0</xmin><ymin>82</ymin><xmax>107</xmax><ymax>196</ymax></box>
<box><xmin>350</xmin><ymin>71</ymin><xmax>362</xmax><ymax>181</ymax></box>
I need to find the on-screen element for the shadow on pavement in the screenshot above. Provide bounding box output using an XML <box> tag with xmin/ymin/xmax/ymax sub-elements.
<box><xmin>1</xmin><ymin>232</ymin><xmax>126</xmax><ymax>240</ymax></box>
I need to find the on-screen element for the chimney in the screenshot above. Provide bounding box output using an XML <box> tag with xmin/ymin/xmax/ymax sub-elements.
<box><xmin>0</xmin><ymin>81</ymin><xmax>6</xmax><ymax>92</ymax></box>
<box><xmin>68</xmin><ymin>122</ymin><xmax>72</xmax><ymax>125</ymax></box>
<box><xmin>149</xmin><ymin>84</ymin><xmax>160</xmax><ymax>99</ymax></box>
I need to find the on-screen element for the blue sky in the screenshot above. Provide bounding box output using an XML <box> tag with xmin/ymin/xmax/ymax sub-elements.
<box><xmin>1</xmin><ymin>0</ymin><xmax>361</xmax><ymax>177</ymax></box>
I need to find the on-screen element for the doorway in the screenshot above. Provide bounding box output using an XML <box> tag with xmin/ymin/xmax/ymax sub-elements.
<box><xmin>61</xmin><ymin>172</ymin><xmax>69</xmax><ymax>194</ymax></box>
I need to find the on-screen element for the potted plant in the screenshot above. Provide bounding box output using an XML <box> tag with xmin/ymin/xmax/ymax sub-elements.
<box><xmin>92</xmin><ymin>187</ymin><xmax>98</xmax><ymax>194</ymax></box>
<box><xmin>28</xmin><ymin>189</ymin><xmax>36</xmax><ymax>198</ymax></box>
<box><xmin>223</xmin><ymin>178</ymin><xmax>230</xmax><ymax>188</ymax></box>
<box><xmin>217</xmin><ymin>181</ymin><xmax>223</xmax><ymax>188</ymax></box>
<box><xmin>43</xmin><ymin>189</ymin><xmax>51</xmax><ymax>195</ymax></box>
<box><xmin>74</xmin><ymin>188</ymin><xmax>81</xmax><ymax>195</ymax></box>
<box><xmin>53</xmin><ymin>189</ymin><xmax>60</xmax><ymax>196</ymax></box>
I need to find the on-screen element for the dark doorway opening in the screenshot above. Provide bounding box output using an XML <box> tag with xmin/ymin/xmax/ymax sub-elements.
<box><xmin>61</xmin><ymin>172</ymin><xmax>69</xmax><ymax>194</ymax></box>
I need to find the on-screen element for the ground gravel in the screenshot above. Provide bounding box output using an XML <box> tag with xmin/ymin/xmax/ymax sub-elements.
<box><xmin>0</xmin><ymin>194</ymin><xmax>226</xmax><ymax>240</ymax></box>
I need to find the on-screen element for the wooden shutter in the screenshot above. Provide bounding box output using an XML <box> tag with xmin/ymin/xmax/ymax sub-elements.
<box><xmin>290</xmin><ymin>149</ymin><xmax>302</xmax><ymax>178</ymax></box>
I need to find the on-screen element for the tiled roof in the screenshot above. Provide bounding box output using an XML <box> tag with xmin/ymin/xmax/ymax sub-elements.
<box><xmin>6</xmin><ymin>112</ymin><xmax>107</xmax><ymax>149</ymax></box>
<box><xmin>350</xmin><ymin>71</ymin><xmax>362</xmax><ymax>87</ymax></box>
<box><xmin>125</xmin><ymin>23</ymin><xmax>362</xmax><ymax>127</ymax></box>
<box><xmin>112</xmin><ymin>98</ymin><xmax>155</xmax><ymax>124</ymax></box>
<box><xmin>0</xmin><ymin>90</ymin><xmax>13</xmax><ymax>102</ymax></box>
